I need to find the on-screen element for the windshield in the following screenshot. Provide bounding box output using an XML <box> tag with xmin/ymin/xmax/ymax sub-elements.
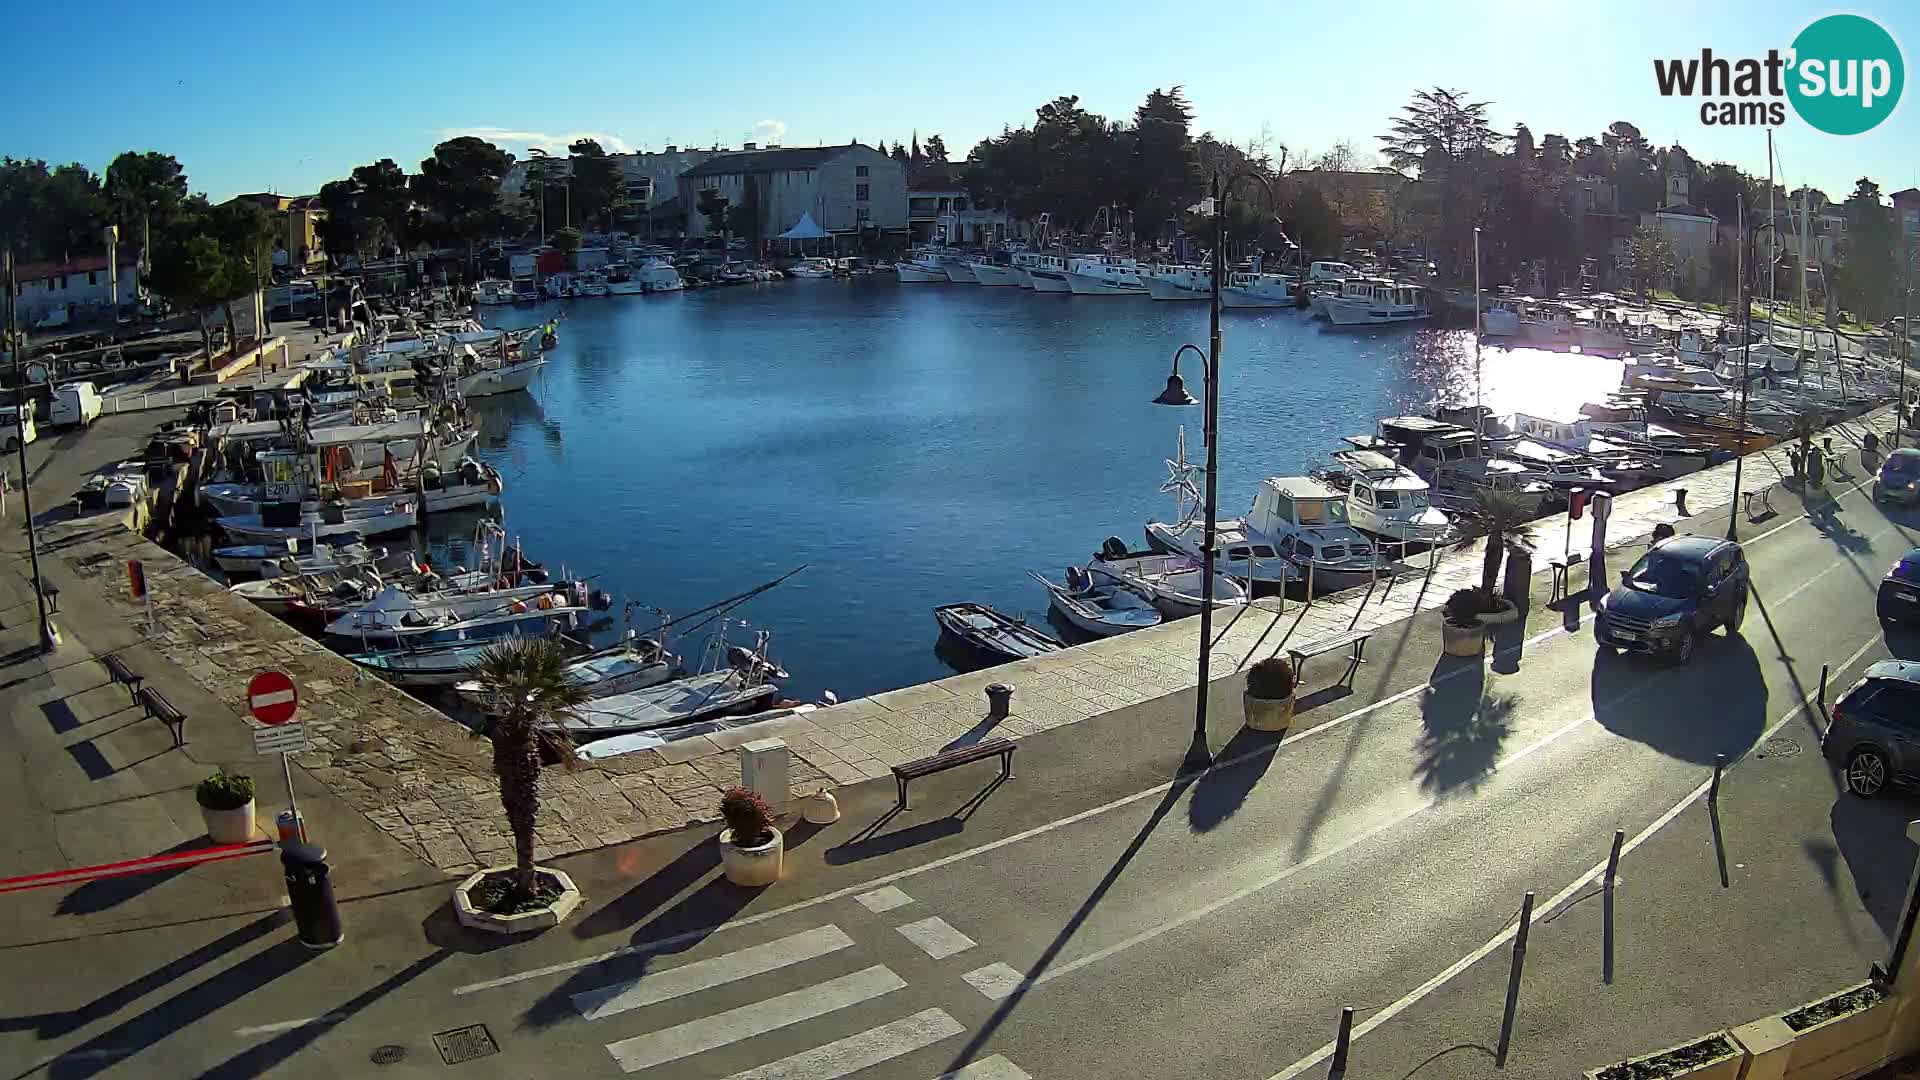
<box><xmin>1624</xmin><ymin>550</ymin><xmax>1704</xmax><ymax>598</ymax></box>
<box><xmin>1884</xmin><ymin>455</ymin><xmax>1920</xmax><ymax>475</ymax></box>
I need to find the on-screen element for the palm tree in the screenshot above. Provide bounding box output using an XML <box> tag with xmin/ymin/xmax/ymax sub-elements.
<box><xmin>1473</xmin><ymin>487</ymin><xmax>1537</xmax><ymax>599</ymax></box>
<box><xmin>472</xmin><ymin>638</ymin><xmax>592</xmax><ymax>895</ymax></box>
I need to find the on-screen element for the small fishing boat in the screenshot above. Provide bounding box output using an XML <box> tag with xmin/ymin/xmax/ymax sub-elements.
<box><xmin>326</xmin><ymin>601</ymin><xmax>584</xmax><ymax>648</ymax></box>
<box><xmin>1031</xmin><ymin>569</ymin><xmax>1161</xmax><ymax>637</ymax></box>
<box><xmin>349</xmin><ymin>641</ymin><xmax>497</xmax><ymax>688</ymax></box>
<box><xmin>231</xmin><ymin>569</ymin><xmax>384</xmax><ymax>617</ymax></box>
<box><xmin>1087</xmin><ymin>545</ymin><xmax>1249</xmax><ymax>618</ymax></box>
<box><xmin>454</xmin><ymin>632</ymin><xmax>680</xmax><ymax>701</ymax></box>
<box><xmin>218</xmin><ymin>498</ymin><xmax>416</xmax><ymax>542</ymax></box>
<box><xmin>933</xmin><ymin>603</ymin><xmax>1064</xmax><ymax>664</ymax></box>
<box><xmin>213</xmin><ymin>537</ymin><xmax>376</xmax><ymax>576</ymax></box>
<box><xmin>457</xmin><ymin>356</ymin><xmax>545</xmax><ymax>398</ymax></box>
<box><xmin>559</xmin><ymin>632</ymin><xmax>787</xmax><ymax>736</ymax></box>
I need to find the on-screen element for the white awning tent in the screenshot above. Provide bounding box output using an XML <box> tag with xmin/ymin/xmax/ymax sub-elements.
<box><xmin>778</xmin><ymin>212</ymin><xmax>831</xmax><ymax>255</ymax></box>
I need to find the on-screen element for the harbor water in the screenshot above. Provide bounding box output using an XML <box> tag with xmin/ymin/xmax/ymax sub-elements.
<box><xmin>467</xmin><ymin>280</ymin><xmax>1626</xmax><ymax>701</ymax></box>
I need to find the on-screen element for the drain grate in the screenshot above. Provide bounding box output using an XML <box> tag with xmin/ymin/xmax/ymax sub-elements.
<box><xmin>1760</xmin><ymin>736</ymin><xmax>1803</xmax><ymax>758</ymax></box>
<box><xmin>370</xmin><ymin>1045</ymin><xmax>407</xmax><ymax>1065</ymax></box>
<box><xmin>433</xmin><ymin>1024</ymin><xmax>499</xmax><ymax>1065</ymax></box>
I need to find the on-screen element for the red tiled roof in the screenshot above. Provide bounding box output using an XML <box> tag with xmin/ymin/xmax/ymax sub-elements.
<box><xmin>13</xmin><ymin>255</ymin><xmax>113</xmax><ymax>282</ymax></box>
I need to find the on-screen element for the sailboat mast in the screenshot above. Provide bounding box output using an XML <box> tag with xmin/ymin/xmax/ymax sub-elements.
<box><xmin>1473</xmin><ymin>226</ymin><xmax>1483</xmax><ymax>459</ymax></box>
<box><xmin>1766</xmin><ymin>129</ymin><xmax>1775</xmax><ymax>342</ymax></box>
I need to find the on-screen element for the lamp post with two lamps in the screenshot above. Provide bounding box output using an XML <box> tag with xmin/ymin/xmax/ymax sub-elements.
<box><xmin>1150</xmin><ymin>170</ymin><xmax>1279</xmax><ymax>756</ymax></box>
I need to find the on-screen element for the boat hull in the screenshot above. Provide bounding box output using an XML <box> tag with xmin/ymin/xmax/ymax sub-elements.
<box><xmin>896</xmin><ymin>263</ymin><xmax>947</xmax><ymax>282</ymax></box>
<box><xmin>1145</xmin><ymin>277</ymin><xmax>1209</xmax><ymax>302</ymax></box>
<box><xmin>970</xmin><ymin>264</ymin><xmax>1022</xmax><ymax>287</ymax></box>
<box><xmin>1064</xmin><ymin>272</ymin><xmax>1146</xmax><ymax>296</ymax></box>
<box><xmin>1221</xmin><ymin>288</ymin><xmax>1294</xmax><ymax>309</ymax></box>
<box><xmin>459</xmin><ymin>358</ymin><xmax>544</xmax><ymax>398</ymax></box>
<box><xmin>1028</xmin><ymin>270</ymin><xmax>1072</xmax><ymax>293</ymax></box>
<box><xmin>943</xmin><ymin>263</ymin><xmax>978</xmax><ymax>284</ymax></box>
<box><xmin>1324</xmin><ymin>301</ymin><xmax>1431</xmax><ymax>327</ymax></box>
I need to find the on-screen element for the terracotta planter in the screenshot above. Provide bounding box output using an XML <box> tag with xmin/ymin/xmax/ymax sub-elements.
<box><xmin>720</xmin><ymin>826</ymin><xmax>784</xmax><ymax>886</ymax></box>
<box><xmin>452</xmin><ymin>866</ymin><xmax>585</xmax><ymax>935</ymax></box>
<box><xmin>200</xmin><ymin>799</ymin><xmax>256</xmax><ymax>844</ymax></box>
<box><xmin>1477</xmin><ymin>598</ymin><xmax>1521</xmax><ymax>626</ymax></box>
<box><xmin>1584</xmin><ymin>1032</ymin><xmax>1742</xmax><ymax>1080</ymax></box>
<box><xmin>1244</xmin><ymin>692</ymin><xmax>1295</xmax><ymax>733</ymax></box>
<box><xmin>1442</xmin><ymin>620</ymin><xmax>1487</xmax><ymax>656</ymax></box>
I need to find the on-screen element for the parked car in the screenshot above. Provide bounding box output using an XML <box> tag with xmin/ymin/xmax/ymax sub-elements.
<box><xmin>1878</xmin><ymin>548</ymin><xmax>1920</xmax><ymax>622</ymax></box>
<box><xmin>1823</xmin><ymin>660</ymin><xmax>1920</xmax><ymax>797</ymax></box>
<box><xmin>1594</xmin><ymin>535</ymin><xmax>1750</xmax><ymax>663</ymax></box>
<box><xmin>1876</xmin><ymin>449</ymin><xmax>1920</xmax><ymax>504</ymax></box>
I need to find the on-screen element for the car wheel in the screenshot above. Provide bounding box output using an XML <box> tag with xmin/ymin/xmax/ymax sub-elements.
<box><xmin>1672</xmin><ymin>629</ymin><xmax>1696</xmax><ymax>665</ymax></box>
<box><xmin>1728</xmin><ymin>597</ymin><xmax>1747</xmax><ymax>633</ymax></box>
<box><xmin>1846</xmin><ymin>747</ymin><xmax>1890</xmax><ymax>798</ymax></box>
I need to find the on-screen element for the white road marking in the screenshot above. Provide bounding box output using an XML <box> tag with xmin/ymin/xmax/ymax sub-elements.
<box><xmin>939</xmin><ymin>1055</ymin><xmax>1035</xmax><ymax>1079</ymax></box>
<box><xmin>895</xmin><ymin>916</ymin><xmax>976</xmax><ymax>959</ymax></box>
<box><xmin>854</xmin><ymin>886</ymin><xmax>914</xmax><ymax>913</ymax></box>
<box><xmin>454</xmin><ymin>492</ymin><xmax>1849</xmax><ymax>999</ymax></box>
<box><xmin>232</xmin><ymin>1012</ymin><xmax>347</xmax><ymax>1037</ymax></box>
<box><xmin>722</xmin><ymin>1008</ymin><xmax>963</xmax><ymax>1080</ymax></box>
<box><xmin>605</xmin><ymin>965</ymin><xmax>905</xmax><ymax>1074</ymax></box>
<box><xmin>572</xmin><ymin>925</ymin><xmax>854</xmax><ymax>1021</ymax></box>
<box><xmin>962</xmin><ymin>963</ymin><xmax>1026</xmax><ymax>1001</ymax></box>
<box><xmin>249</xmin><ymin>689</ymin><xmax>295</xmax><ymax>709</ymax></box>
<box><xmin>1264</xmin><ymin>633</ymin><xmax>1883</xmax><ymax>1080</ymax></box>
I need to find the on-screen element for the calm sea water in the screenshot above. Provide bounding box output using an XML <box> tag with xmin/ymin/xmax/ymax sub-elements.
<box><xmin>465</xmin><ymin>281</ymin><xmax>1623</xmax><ymax>701</ymax></box>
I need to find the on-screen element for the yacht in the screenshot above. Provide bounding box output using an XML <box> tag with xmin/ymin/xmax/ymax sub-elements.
<box><xmin>1244</xmin><ymin>477</ymin><xmax>1392</xmax><ymax>596</ymax></box>
<box><xmin>786</xmin><ymin>258</ymin><xmax>834</xmax><ymax>279</ymax></box>
<box><xmin>1143</xmin><ymin>265</ymin><xmax>1212</xmax><ymax>302</ymax></box>
<box><xmin>896</xmin><ymin>250</ymin><xmax>950</xmax><ymax>282</ymax></box>
<box><xmin>606</xmin><ymin>266</ymin><xmax>645</xmax><ymax>295</ymax></box>
<box><xmin>1482</xmin><ymin>296</ymin><xmax>1523</xmax><ymax>337</ymax></box>
<box><xmin>1309</xmin><ymin>276</ymin><xmax>1383</xmax><ymax>319</ymax></box>
<box><xmin>1013</xmin><ymin>251</ymin><xmax>1070</xmax><ymax>291</ymax></box>
<box><xmin>1220</xmin><ymin>271</ymin><xmax>1298</xmax><ymax>309</ymax></box>
<box><xmin>1324</xmin><ymin>282</ymin><xmax>1431</xmax><ymax>327</ymax></box>
<box><xmin>1062</xmin><ymin>255</ymin><xmax>1147</xmax><ymax>296</ymax></box>
<box><xmin>571</xmin><ymin>272</ymin><xmax>609</xmax><ymax>298</ymax></box>
<box><xmin>474</xmin><ymin>280</ymin><xmax>515</xmax><ymax>306</ymax></box>
<box><xmin>968</xmin><ymin>257</ymin><xmax>1022</xmax><ymax>287</ymax></box>
<box><xmin>635</xmin><ymin>257</ymin><xmax>685</xmax><ymax>292</ymax></box>
<box><xmin>1313</xmin><ymin>449</ymin><xmax>1457</xmax><ymax>546</ymax></box>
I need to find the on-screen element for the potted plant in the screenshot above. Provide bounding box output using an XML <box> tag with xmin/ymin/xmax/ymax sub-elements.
<box><xmin>1244</xmin><ymin>656</ymin><xmax>1297</xmax><ymax>733</ymax></box>
<box><xmin>197</xmin><ymin>769</ymin><xmax>257</xmax><ymax>843</ymax></box>
<box><xmin>719</xmin><ymin>787</ymin><xmax>783</xmax><ymax>886</ymax></box>
<box><xmin>1473</xmin><ymin>488</ymin><xmax>1533</xmax><ymax>624</ymax></box>
<box><xmin>452</xmin><ymin>638</ymin><xmax>589</xmax><ymax>934</ymax></box>
<box><xmin>1443</xmin><ymin>588</ymin><xmax>1490</xmax><ymax>656</ymax></box>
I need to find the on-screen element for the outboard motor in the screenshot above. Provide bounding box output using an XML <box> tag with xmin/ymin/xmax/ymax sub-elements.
<box><xmin>1065</xmin><ymin>565</ymin><xmax>1090</xmax><ymax>592</ymax></box>
<box><xmin>589</xmin><ymin>589</ymin><xmax>613</xmax><ymax>612</ymax></box>
<box><xmin>460</xmin><ymin>459</ymin><xmax>484</xmax><ymax>485</ymax></box>
<box><xmin>1100</xmin><ymin>536</ymin><xmax>1129</xmax><ymax>560</ymax></box>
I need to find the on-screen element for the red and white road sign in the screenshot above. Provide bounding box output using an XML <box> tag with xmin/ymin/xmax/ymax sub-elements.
<box><xmin>247</xmin><ymin>670</ymin><xmax>299</xmax><ymax>726</ymax></box>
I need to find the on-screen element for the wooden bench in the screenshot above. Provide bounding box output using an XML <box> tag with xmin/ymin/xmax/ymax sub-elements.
<box><xmin>101</xmin><ymin>653</ymin><xmax>143</xmax><ymax>703</ymax></box>
<box><xmin>1287</xmin><ymin>629</ymin><xmax>1372</xmax><ymax>688</ymax></box>
<box><xmin>1549</xmin><ymin>551</ymin><xmax>1587</xmax><ymax>604</ymax></box>
<box><xmin>1743</xmin><ymin>484</ymin><xmax>1775</xmax><ymax>521</ymax></box>
<box><xmin>892</xmin><ymin>737</ymin><xmax>1014</xmax><ymax>809</ymax></box>
<box><xmin>136</xmin><ymin>686</ymin><xmax>187</xmax><ymax>748</ymax></box>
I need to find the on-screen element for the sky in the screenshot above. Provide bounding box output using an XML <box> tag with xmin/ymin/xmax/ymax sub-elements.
<box><xmin>6</xmin><ymin>0</ymin><xmax>1917</xmax><ymax>204</ymax></box>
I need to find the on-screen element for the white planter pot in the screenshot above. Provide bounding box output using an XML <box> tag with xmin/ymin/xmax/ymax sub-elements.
<box><xmin>1243</xmin><ymin>692</ymin><xmax>1296</xmax><ymax>733</ymax></box>
<box><xmin>201</xmin><ymin>799</ymin><xmax>256</xmax><ymax>844</ymax></box>
<box><xmin>720</xmin><ymin>826</ymin><xmax>784</xmax><ymax>886</ymax></box>
<box><xmin>452</xmin><ymin>866</ymin><xmax>585</xmax><ymax>935</ymax></box>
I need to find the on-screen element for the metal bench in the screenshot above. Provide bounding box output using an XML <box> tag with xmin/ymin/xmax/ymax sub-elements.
<box><xmin>1549</xmin><ymin>552</ymin><xmax>1586</xmax><ymax>604</ymax></box>
<box><xmin>892</xmin><ymin>737</ymin><xmax>1014</xmax><ymax>809</ymax></box>
<box><xmin>100</xmin><ymin>653</ymin><xmax>143</xmax><ymax>703</ymax></box>
<box><xmin>1743</xmin><ymin>484</ymin><xmax>1775</xmax><ymax>521</ymax></box>
<box><xmin>1287</xmin><ymin>629</ymin><xmax>1372</xmax><ymax>688</ymax></box>
<box><xmin>135</xmin><ymin>686</ymin><xmax>187</xmax><ymax>748</ymax></box>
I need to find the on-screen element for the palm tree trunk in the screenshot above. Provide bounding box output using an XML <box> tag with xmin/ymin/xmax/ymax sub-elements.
<box><xmin>1482</xmin><ymin>529</ymin><xmax>1503</xmax><ymax>596</ymax></box>
<box><xmin>493</xmin><ymin>720</ymin><xmax>543</xmax><ymax>895</ymax></box>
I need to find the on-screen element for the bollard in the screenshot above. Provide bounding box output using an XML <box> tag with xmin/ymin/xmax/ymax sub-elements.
<box><xmin>1495</xmin><ymin>891</ymin><xmax>1536</xmax><ymax>1067</ymax></box>
<box><xmin>985</xmin><ymin>682</ymin><xmax>1014</xmax><ymax>719</ymax></box>
<box><xmin>1711</xmin><ymin>754</ymin><xmax>1726</xmax><ymax>804</ymax></box>
<box><xmin>1606</xmin><ymin>829</ymin><xmax>1624</xmax><ymax>887</ymax></box>
<box><xmin>281</xmin><ymin>842</ymin><xmax>343</xmax><ymax>948</ymax></box>
<box><xmin>1329</xmin><ymin>1006</ymin><xmax>1355</xmax><ymax>1077</ymax></box>
<box><xmin>1674</xmin><ymin>487</ymin><xmax>1690</xmax><ymax>516</ymax></box>
<box><xmin>1604</xmin><ymin>830</ymin><xmax>1624</xmax><ymax>986</ymax></box>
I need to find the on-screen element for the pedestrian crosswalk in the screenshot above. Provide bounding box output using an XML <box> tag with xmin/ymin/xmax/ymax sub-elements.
<box><xmin>468</xmin><ymin>887</ymin><xmax>1037</xmax><ymax>1078</ymax></box>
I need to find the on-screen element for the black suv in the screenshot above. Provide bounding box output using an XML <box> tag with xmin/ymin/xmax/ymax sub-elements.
<box><xmin>1878</xmin><ymin>547</ymin><xmax>1920</xmax><ymax>623</ymax></box>
<box><xmin>1594</xmin><ymin>535</ymin><xmax>1750</xmax><ymax>663</ymax></box>
<box><xmin>1823</xmin><ymin>660</ymin><xmax>1920</xmax><ymax>797</ymax></box>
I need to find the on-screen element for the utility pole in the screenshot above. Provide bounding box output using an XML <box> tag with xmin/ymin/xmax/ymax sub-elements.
<box><xmin>5</xmin><ymin>251</ymin><xmax>56</xmax><ymax>652</ymax></box>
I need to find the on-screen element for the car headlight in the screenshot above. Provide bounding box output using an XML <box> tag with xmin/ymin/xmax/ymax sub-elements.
<box><xmin>1651</xmin><ymin>612</ymin><xmax>1687</xmax><ymax>628</ymax></box>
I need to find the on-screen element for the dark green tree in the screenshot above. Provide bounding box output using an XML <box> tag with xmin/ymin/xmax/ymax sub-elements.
<box><xmin>316</xmin><ymin>179</ymin><xmax>363</xmax><ymax>259</ymax></box>
<box><xmin>568</xmin><ymin>139</ymin><xmax>625</xmax><ymax>229</ymax></box>
<box><xmin>1127</xmin><ymin>87</ymin><xmax>1201</xmax><ymax>246</ymax></box>
<box><xmin>1378</xmin><ymin>88</ymin><xmax>1503</xmax><ymax>276</ymax></box>
<box><xmin>147</xmin><ymin>229</ymin><xmax>228</xmax><ymax>359</ymax></box>
<box><xmin>550</xmin><ymin>226</ymin><xmax>582</xmax><ymax>254</ymax></box>
<box><xmin>104</xmin><ymin>151</ymin><xmax>189</xmax><ymax>255</ymax></box>
<box><xmin>697</xmin><ymin>188</ymin><xmax>731</xmax><ymax>238</ymax></box>
<box><xmin>1834</xmin><ymin>177</ymin><xmax>1897</xmax><ymax>321</ymax></box>
<box><xmin>209</xmin><ymin>199</ymin><xmax>274</xmax><ymax>344</ymax></box>
<box><xmin>352</xmin><ymin>158</ymin><xmax>411</xmax><ymax>254</ymax></box>
<box><xmin>922</xmin><ymin>134</ymin><xmax>948</xmax><ymax>164</ymax></box>
<box><xmin>411</xmin><ymin>136</ymin><xmax>516</xmax><ymax>263</ymax></box>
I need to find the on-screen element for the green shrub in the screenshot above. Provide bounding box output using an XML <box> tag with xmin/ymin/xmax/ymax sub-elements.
<box><xmin>1246</xmin><ymin>656</ymin><xmax>1296</xmax><ymax>699</ymax></box>
<box><xmin>196</xmin><ymin>769</ymin><xmax>255</xmax><ymax>811</ymax></box>
<box><xmin>1445</xmin><ymin>587</ymin><xmax>1492</xmax><ymax>628</ymax></box>
<box><xmin>720</xmin><ymin>787</ymin><xmax>774</xmax><ymax>846</ymax></box>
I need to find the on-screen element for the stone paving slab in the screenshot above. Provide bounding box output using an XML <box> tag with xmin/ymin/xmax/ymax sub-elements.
<box><xmin>40</xmin><ymin>404</ymin><xmax>1894</xmax><ymax>872</ymax></box>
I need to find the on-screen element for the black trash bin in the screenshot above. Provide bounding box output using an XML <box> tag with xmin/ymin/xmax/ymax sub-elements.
<box><xmin>281</xmin><ymin>842</ymin><xmax>343</xmax><ymax>948</ymax></box>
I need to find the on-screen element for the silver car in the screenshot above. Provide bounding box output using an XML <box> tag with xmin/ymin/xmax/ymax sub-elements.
<box><xmin>1823</xmin><ymin>660</ymin><xmax>1920</xmax><ymax>797</ymax></box>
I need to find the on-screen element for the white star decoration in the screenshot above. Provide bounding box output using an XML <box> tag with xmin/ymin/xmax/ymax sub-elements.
<box><xmin>1160</xmin><ymin>426</ymin><xmax>1202</xmax><ymax>508</ymax></box>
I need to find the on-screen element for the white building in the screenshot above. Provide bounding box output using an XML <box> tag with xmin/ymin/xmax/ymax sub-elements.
<box><xmin>1642</xmin><ymin>169</ymin><xmax>1718</xmax><ymax>288</ymax></box>
<box><xmin>908</xmin><ymin>166</ymin><xmax>1013</xmax><ymax>245</ymax></box>
<box><xmin>677</xmin><ymin>143</ymin><xmax>906</xmax><ymax>242</ymax></box>
<box><xmin>11</xmin><ymin>253</ymin><xmax>141</xmax><ymax>326</ymax></box>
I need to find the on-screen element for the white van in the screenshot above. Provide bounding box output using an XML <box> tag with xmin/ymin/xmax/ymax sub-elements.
<box><xmin>49</xmin><ymin>382</ymin><xmax>103</xmax><ymax>428</ymax></box>
<box><xmin>0</xmin><ymin>400</ymin><xmax>36</xmax><ymax>452</ymax></box>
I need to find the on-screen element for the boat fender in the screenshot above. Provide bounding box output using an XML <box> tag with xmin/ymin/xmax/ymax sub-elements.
<box><xmin>535</xmin><ymin>594</ymin><xmax>553</xmax><ymax>610</ymax></box>
<box><xmin>589</xmin><ymin>589</ymin><xmax>612</xmax><ymax>611</ymax></box>
<box><xmin>510</xmin><ymin>600</ymin><xmax>529</xmax><ymax>614</ymax></box>
<box><xmin>1100</xmin><ymin>536</ymin><xmax>1128</xmax><ymax>560</ymax></box>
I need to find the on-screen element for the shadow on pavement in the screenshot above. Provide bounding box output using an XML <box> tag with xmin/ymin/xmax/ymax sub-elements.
<box><xmin>194</xmin><ymin>950</ymin><xmax>452</xmax><ymax>1080</ymax></box>
<box><xmin>54</xmin><ymin>839</ymin><xmax>216</xmax><ymax>917</ymax></box>
<box><xmin>569</xmin><ymin>834</ymin><xmax>722</xmax><ymax>942</ymax></box>
<box><xmin>1187</xmin><ymin>726</ymin><xmax>1280</xmax><ymax>833</ymax></box>
<box><xmin>1829</xmin><ymin>795</ymin><xmax>1918</xmax><ymax>941</ymax></box>
<box><xmin>1414</xmin><ymin>656</ymin><xmax>1515</xmax><ymax>796</ymax></box>
<box><xmin>1590</xmin><ymin>632</ymin><xmax>1768</xmax><ymax>765</ymax></box>
<box><xmin>1489</xmin><ymin>598</ymin><xmax>1532</xmax><ymax>675</ymax></box>
<box><xmin>826</xmin><ymin>776</ymin><xmax>1004</xmax><ymax>864</ymax></box>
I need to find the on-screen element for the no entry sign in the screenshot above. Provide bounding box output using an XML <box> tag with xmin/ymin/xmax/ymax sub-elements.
<box><xmin>247</xmin><ymin>670</ymin><xmax>299</xmax><ymax>726</ymax></box>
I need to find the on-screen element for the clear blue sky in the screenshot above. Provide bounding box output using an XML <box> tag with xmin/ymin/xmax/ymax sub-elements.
<box><xmin>10</xmin><ymin>0</ymin><xmax>1916</xmax><ymax>202</ymax></box>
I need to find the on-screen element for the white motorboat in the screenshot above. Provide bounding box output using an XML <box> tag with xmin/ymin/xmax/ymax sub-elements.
<box><xmin>1324</xmin><ymin>282</ymin><xmax>1432</xmax><ymax>327</ymax></box>
<box><xmin>327</xmin><ymin>601</ymin><xmax>583</xmax><ymax>648</ymax></box>
<box><xmin>634</xmin><ymin>257</ymin><xmax>684</xmax><ymax>292</ymax></box>
<box><xmin>214</xmin><ymin>538</ymin><xmax>377</xmax><ymax>577</ymax></box>
<box><xmin>571</xmin><ymin>273</ymin><xmax>609</xmax><ymax>298</ymax></box>
<box><xmin>896</xmin><ymin>250</ymin><xmax>951</xmax><ymax>282</ymax></box>
<box><xmin>1143</xmin><ymin>265</ymin><xmax>1212</xmax><ymax>302</ymax></box>
<box><xmin>474</xmin><ymin>280</ymin><xmax>516</xmax><ymax>306</ymax></box>
<box><xmin>787</xmin><ymin>258</ymin><xmax>834</xmax><ymax>279</ymax></box>
<box><xmin>1315</xmin><ymin>449</ymin><xmax>1457</xmax><ymax>546</ymax></box>
<box><xmin>969</xmin><ymin>260</ymin><xmax>1022</xmax><ymax>287</ymax></box>
<box><xmin>1063</xmin><ymin>255</ymin><xmax>1147</xmax><ymax>296</ymax></box>
<box><xmin>219</xmin><ymin>498</ymin><xmax>417</xmax><ymax>542</ymax></box>
<box><xmin>1482</xmin><ymin>296</ymin><xmax>1523</xmax><ymax>337</ymax></box>
<box><xmin>607</xmin><ymin>267</ymin><xmax>646</xmax><ymax>295</ymax></box>
<box><xmin>231</xmin><ymin>568</ymin><xmax>384</xmax><ymax>617</ymax></box>
<box><xmin>1031</xmin><ymin>569</ymin><xmax>1162</xmax><ymax>637</ymax></box>
<box><xmin>457</xmin><ymin>356</ymin><xmax>544</xmax><ymax>398</ymax></box>
<box><xmin>454</xmin><ymin>632</ymin><xmax>679</xmax><ymax>701</ymax></box>
<box><xmin>1086</xmin><ymin>544</ymin><xmax>1248</xmax><ymax>618</ymax></box>
<box><xmin>419</xmin><ymin>458</ymin><xmax>503</xmax><ymax>511</ymax></box>
<box><xmin>325</xmin><ymin>581</ymin><xmax>572</xmax><ymax>636</ymax></box>
<box><xmin>1014</xmin><ymin>252</ymin><xmax>1071</xmax><ymax>292</ymax></box>
<box><xmin>1141</xmin><ymin>519</ymin><xmax>1298</xmax><ymax>593</ymax></box>
<box><xmin>1220</xmin><ymin>271</ymin><xmax>1298</xmax><ymax>309</ymax></box>
<box><xmin>562</xmin><ymin>669</ymin><xmax>782</xmax><ymax>737</ymax></box>
<box><xmin>1245</xmin><ymin>476</ymin><xmax>1394</xmax><ymax>595</ymax></box>
<box><xmin>940</xmin><ymin>255</ymin><xmax>978</xmax><ymax>284</ymax></box>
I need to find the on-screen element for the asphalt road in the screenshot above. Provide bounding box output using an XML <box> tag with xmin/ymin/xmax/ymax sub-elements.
<box><xmin>5</xmin><ymin>469</ymin><xmax>1920</xmax><ymax>1080</ymax></box>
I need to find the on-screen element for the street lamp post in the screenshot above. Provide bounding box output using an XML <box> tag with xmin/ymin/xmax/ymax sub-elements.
<box><xmin>4</xmin><ymin>251</ymin><xmax>56</xmax><ymax>652</ymax></box>
<box><xmin>1152</xmin><ymin>170</ymin><xmax>1277</xmax><ymax>754</ymax></box>
<box><xmin>1727</xmin><ymin>199</ymin><xmax>1776</xmax><ymax>542</ymax></box>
